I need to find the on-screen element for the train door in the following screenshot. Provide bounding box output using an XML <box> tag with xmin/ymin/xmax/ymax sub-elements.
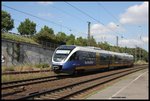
<box><xmin>108</xmin><ymin>54</ymin><xmax>111</xmax><ymax>68</ymax></box>
<box><xmin>96</xmin><ymin>52</ymin><xmax>99</xmax><ymax>65</ymax></box>
<box><xmin>109</xmin><ymin>54</ymin><xmax>115</xmax><ymax>69</ymax></box>
<box><xmin>99</xmin><ymin>53</ymin><xmax>110</xmax><ymax>69</ymax></box>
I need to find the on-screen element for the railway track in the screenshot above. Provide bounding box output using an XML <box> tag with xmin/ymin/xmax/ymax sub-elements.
<box><xmin>18</xmin><ymin>65</ymin><xmax>148</xmax><ymax>100</ymax></box>
<box><xmin>2</xmin><ymin>64</ymin><xmax>144</xmax><ymax>75</ymax></box>
<box><xmin>1</xmin><ymin>74</ymin><xmax>70</xmax><ymax>97</ymax></box>
<box><xmin>2</xmin><ymin>75</ymin><xmax>69</xmax><ymax>90</ymax></box>
<box><xmin>1</xmin><ymin>65</ymin><xmax>148</xmax><ymax>100</ymax></box>
<box><xmin>2</xmin><ymin>65</ymin><xmax>146</xmax><ymax>90</ymax></box>
<box><xmin>2</xmin><ymin>69</ymin><xmax>51</xmax><ymax>75</ymax></box>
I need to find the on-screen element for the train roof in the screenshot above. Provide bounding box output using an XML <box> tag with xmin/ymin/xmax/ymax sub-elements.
<box><xmin>59</xmin><ymin>45</ymin><xmax>133</xmax><ymax>58</ymax></box>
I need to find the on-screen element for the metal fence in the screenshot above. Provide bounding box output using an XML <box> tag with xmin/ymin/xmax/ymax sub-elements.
<box><xmin>39</xmin><ymin>40</ymin><xmax>60</xmax><ymax>49</ymax></box>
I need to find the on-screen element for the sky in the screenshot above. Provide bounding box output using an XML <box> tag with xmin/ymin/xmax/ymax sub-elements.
<box><xmin>2</xmin><ymin>1</ymin><xmax>149</xmax><ymax>51</ymax></box>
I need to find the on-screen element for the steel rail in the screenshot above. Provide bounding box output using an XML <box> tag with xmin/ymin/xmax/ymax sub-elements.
<box><xmin>2</xmin><ymin>69</ymin><xmax>51</xmax><ymax>75</ymax></box>
<box><xmin>14</xmin><ymin>65</ymin><xmax>147</xmax><ymax>100</ymax></box>
<box><xmin>2</xmin><ymin>75</ymin><xmax>68</xmax><ymax>90</ymax></box>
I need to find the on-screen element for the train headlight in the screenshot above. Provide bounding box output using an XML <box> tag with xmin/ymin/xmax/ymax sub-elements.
<box><xmin>52</xmin><ymin>65</ymin><xmax>62</xmax><ymax>71</ymax></box>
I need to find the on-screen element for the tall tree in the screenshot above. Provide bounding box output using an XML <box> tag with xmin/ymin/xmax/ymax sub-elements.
<box><xmin>56</xmin><ymin>32</ymin><xmax>68</xmax><ymax>43</ymax></box>
<box><xmin>66</xmin><ymin>34</ymin><xmax>75</xmax><ymax>45</ymax></box>
<box><xmin>17</xmin><ymin>18</ymin><xmax>36</xmax><ymax>35</ymax></box>
<box><xmin>75</xmin><ymin>37</ymin><xmax>88</xmax><ymax>46</ymax></box>
<box><xmin>2</xmin><ymin>10</ymin><xmax>14</xmax><ymax>32</ymax></box>
<box><xmin>89</xmin><ymin>36</ymin><xmax>97</xmax><ymax>46</ymax></box>
<box><xmin>39</xmin><ymin>25</ymin><xmax>54</xmax><ymax>36</ymax></box>
<box><xmin>34</xmin><ymin>26</ymin><xmax>55</xmax><ymax>43</ymax></box>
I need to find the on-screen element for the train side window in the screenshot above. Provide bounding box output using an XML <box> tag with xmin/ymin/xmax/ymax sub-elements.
<box><xmin>69</xmin><ymin>52</ymin><xmax>78</xmax><ymax>61</ymax></box>
<box><xmin>77</xmin><ymin>51</ymin><xmax>85</xmax><ymax>61</ymax></box>
<box><xmin>100</xmin><ymin>53</ymin><xmax>107</xmax><ymax>60</ymax></box>
<box><xmin>114</xmin><ymin>55</ymin><xmax>118</xmax><ymax>60</ymax></box>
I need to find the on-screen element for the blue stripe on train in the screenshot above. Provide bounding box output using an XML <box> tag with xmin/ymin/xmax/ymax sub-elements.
<box><xmin>62</xmin><ymin>60</ymin><xmax>96</xmax><ymax>70</ymax></box>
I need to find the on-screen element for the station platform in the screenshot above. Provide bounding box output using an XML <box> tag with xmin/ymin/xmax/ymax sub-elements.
<box><xmin>86</xmin><ymin>68</ymin><xmax>149</xmax><ymax>100</ymax></box>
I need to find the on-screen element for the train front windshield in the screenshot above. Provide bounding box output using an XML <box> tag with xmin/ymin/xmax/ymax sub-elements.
<box><xmin>53</xmin><ymin>50</ymin><xmax>71</xmax><ymax>62</ymax></box>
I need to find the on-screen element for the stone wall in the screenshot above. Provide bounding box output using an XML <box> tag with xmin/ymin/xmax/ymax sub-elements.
<box><xmin>1</xmin><ymin>39</ymin><xmax>55</xmax><ymax>67</ymax></box>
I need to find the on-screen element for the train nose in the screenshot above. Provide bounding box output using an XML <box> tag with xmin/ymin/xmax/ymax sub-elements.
<box><xmin>52</xmin><ymin>65</ymin><xmax>62</xmax><ymax>71</ymax></box>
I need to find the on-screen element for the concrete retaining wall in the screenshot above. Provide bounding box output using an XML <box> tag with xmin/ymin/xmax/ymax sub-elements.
<box><xmin>1</xmin><ymin>39</ymin><xmax>55</xmax><ymax>67</ymax></box>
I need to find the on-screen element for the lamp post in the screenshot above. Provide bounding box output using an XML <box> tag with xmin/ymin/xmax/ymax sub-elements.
<box><xmin>116</xmin><ymin>25</ymin><xmax>119</xmax><ymax>47</ymax></box>
<box><xmin>88</xmin><ymin>22</ymin><xmax>91</xmax><ymax>46</ymax></box>
<box><xmin>134</xmin><ymin>45</ymin><xmax>137</xmax><ymax>62</ymax></box>
<box><xmin>138</xmin><ymin>26</ymin><xmax>143</xmax><ymax>61</ymax></box>
<box><xmin>116</xmin><ymin>36</ymin><xmax>118</xmax><ymax>47</ymax></box>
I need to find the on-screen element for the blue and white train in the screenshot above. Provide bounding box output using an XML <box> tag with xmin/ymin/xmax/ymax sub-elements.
<box><xmin>51</xmin><ymin>45</ymin><xmax>134</xmax><ymax>75</ymax></box>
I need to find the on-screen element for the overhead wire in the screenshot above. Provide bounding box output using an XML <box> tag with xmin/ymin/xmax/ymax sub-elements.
<box><xmin>2</xmin><ymin>4</ymin><xmax>73</xmax><ymax>31</ymax></box>
<box><xmin>97</xmin><ymin>2</ymin><xmax>128</xmax><ymax>39</ymax></box>
<box><xmin>2</xmin><ymin>4</ymin><xmax>88</xmax><ymax>36</ymax></box>
<box><xmin>97</xmin><ymin>3</ymin><xmax>119</xmax><ymax>22</ymax></box>
<box><xmin>65</xmin><ymin>2</ymin><xmax>120</xmax><ymax>35</ymax></box>
<box><xmin>49</xmin><ymin>4</ymin><xmax>87</xmax><ymax>22</ymax></box>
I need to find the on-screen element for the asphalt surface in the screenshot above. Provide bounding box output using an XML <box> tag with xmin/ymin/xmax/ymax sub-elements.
<box><xmin>86</xmin><ymin>67</ymin><xmax>149</xmax><ymax>100</ymax></box>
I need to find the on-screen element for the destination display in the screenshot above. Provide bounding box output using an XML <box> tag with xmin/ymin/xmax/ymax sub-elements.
<box><xmin>56</xmin><ymin>50</ymin><xmax>71</xmax><ymax>54</ymax></box>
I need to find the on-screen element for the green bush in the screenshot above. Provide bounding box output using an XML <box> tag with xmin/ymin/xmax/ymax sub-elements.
<box><xmin>35</xmin><ymin>63</ymin><xmax>49</xmax><ymax>68</ymax></box>
<box><xmin>2</xmin><ymin>66</ymin><xmax>15</xmax><ymax>72</ymax></box>
<box><xmin>42</xmin><ymin>63</ymin><xmax>49</xmax><ymax>68</ymax></box>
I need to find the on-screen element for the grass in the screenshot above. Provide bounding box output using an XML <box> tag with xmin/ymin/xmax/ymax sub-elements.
<box><xmin>2</xmin><ymin>64</ymin><xmax>51</xmax><ymax>72</ymax></box>
<box><xmin>134</xmin><ymin>60</ymin><xmax>148</xmax><ymax>65</ymax></box>
<box><xmin>2</xmin><ymin>33</ymin><xmax>38</xmax><ymax>45</ymax></box>
<box><xmin>2</xmin><ymin>66</ymin><xmax>15</xmax><ymax>72</ymax></box>
<box><xmin>2</xmin><ymin>72</ymin><xmax>54</xmax><ymax>83</ymax></box>
<box><xmin>1</xmin><ymin>64</ymin><xmax>52</xmax><ymax>83</ymax></box>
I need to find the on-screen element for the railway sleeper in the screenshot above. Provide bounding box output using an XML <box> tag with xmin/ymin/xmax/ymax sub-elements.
<box><xmin>14</xmin><ymin>66</ymin><xmax>146</xmax><ymax>100</ymax></box>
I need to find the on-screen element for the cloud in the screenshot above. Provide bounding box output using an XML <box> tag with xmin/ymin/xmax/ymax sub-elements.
<box><xmin>37</xmin><ymin>2</ymin><xmax>53</xmax><ymax>5</ymax></box>
<box><xmin>119</xmin><ymin>2</ymin><xmax>148</xmax><ymax>25</ymax></box>
<box><xmin>119</xmin><ymin>39</ymin><xmax>142</xmax><ymax>48</ymax></box>
<box><xmin>107</xmin><ymin>22</ymin><xmax>118</xmax><ymax>30</ymax></box>
<box><xmin>141</xmin><ymin>36</ymin><xmax>148</xmax><ymax>43</ymax></box>
<box><xmin>119</xmin><ymin>36</ymin><xmax>148</xmax><ymax>48</ymax></box>
<box><xmin>91</xmin><ymin>22</ymin><xmax>125</xmax><ymax>42</ymax></box>
<box><xmin>91</xmin><ymin>23</ymin><xmax>109</xmax><ymax>34</ymax></box>
<box><xmin>91</xmin><ymin>22</ymin><xmax>148</xmax><ymax>49</ymax></box>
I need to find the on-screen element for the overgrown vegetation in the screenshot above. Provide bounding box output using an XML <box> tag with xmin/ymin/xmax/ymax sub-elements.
<box><xmin>35</xmin><ymin>63</ymin><xmax>50</xmax><ymax>68</ymax></box>
<box><xmin>2</xmin><ymin>66</ymin><xmax>15</xmax><ymax>72</ymax></box>
<box><xmin>2</xmin><ymin>71</ymin><xmax>53</xmax><ymax>83</ymax></box>
<box><xmin>134</xmin><ymin>60</ymin><xmax>148</xmax><ymax>65</ymax></box>
<box><xmin>2</xmin><ymin>64</ymin><xmax>52</xmax><ymax>82</ymax></box>
<box><xmin>2</xmin><ymin>64</ymin><xmax>50</xmax><ymax>72</ymax></box>
<box><xmin>2</xmin><ymin>32</ymin><xmax>38</xmax><ymax>45</ymax></box>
